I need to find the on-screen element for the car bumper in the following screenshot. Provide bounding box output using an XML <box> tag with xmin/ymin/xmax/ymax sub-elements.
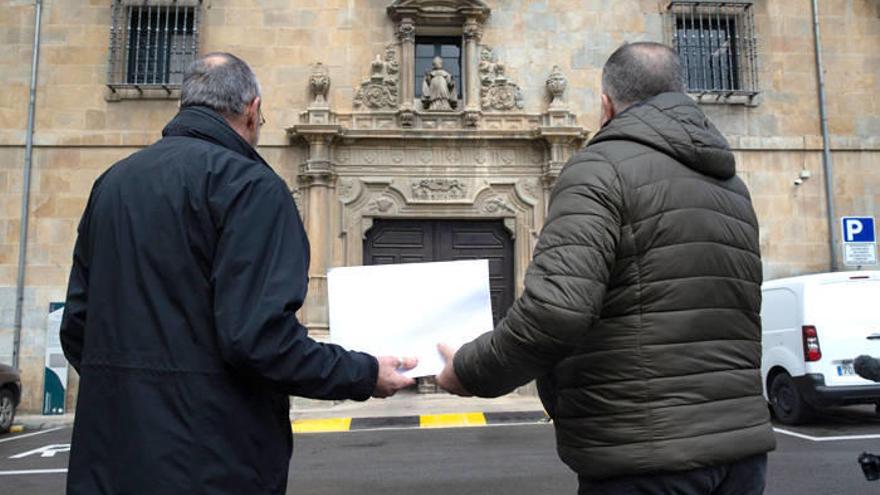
<box><xmin>794</xmin><ymin>374</ymin><xmax>880</xmax><ymax>407</ymax></box>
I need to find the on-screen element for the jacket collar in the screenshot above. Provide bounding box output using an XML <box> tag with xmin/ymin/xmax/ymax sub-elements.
<box><xmin>162</xmin><ymin>106</ymin><xmax>269</xmax><ymax>167</ymax></box>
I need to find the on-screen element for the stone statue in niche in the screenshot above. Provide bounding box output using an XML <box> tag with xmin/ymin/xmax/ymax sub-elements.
<box><xmin>421</xmin><ymin>57</ymin><xmax>457</xmax><ymax>111</ymax></box>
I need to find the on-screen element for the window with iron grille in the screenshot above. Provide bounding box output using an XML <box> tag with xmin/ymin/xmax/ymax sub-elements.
<box><xmin>666</xmin><ymin>1</ymin><xmax>759</xmax><ymax>100</ymax></box>
<box><xmin>107</xmin><ymin>1</ymin><xmax>202</xmax><ymax>93</ymax></box>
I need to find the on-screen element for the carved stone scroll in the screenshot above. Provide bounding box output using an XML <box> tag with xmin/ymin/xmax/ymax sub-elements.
<box><xmin>483</xmin><ymin>196</ymin><xmax>516</xmax><ymax>215</ymax></box>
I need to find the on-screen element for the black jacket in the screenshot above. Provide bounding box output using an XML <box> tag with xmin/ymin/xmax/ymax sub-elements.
<box><xmin>454</xmin><ymin>93</ymin><xmax>774</xmax><ymax>479</ymax></box>
<box><xmin>60</xmin><ymin>106</ymin><xmax>378</xmax><ymax>494</ymax></box>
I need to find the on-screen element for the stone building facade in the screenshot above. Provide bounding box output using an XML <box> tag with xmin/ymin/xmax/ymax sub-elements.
<box><xmin>1</xmin><ymin>0</ymin><xmax>878</xmax><ymax>412</ymax></box>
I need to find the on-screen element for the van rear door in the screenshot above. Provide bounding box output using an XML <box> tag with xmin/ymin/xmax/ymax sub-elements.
<box><xmin>805</xmin><ymin>278</ymin><xmax>880</xmax><ymax>387</ymax></box>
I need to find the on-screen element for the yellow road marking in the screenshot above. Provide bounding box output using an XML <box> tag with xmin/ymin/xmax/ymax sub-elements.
<box><xmin>419</xmin><ymin>412</ymin><xmax>486</xmax><ymax>429</ymax></box>
<box><xmin>292</xmin><ymin>418</ymin><xmax>352</xmax><ymax>433</ymax></box>
<box><xmin>9</xmin><ymin>425</ymin><xmax>23</xmax><ymax>434</ymax></box>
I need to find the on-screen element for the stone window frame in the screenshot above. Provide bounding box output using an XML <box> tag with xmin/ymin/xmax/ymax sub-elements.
<box><xmin>414</xmin><ymin>35</ymin><xmax>464</xmax><ymax>102</ymax></box>
<box><xmin>387</xmin><ymin>0</ymin><xmax>490</xmax><ymax>118</ymax></box>
<box><xmin>106</xmin><ymin>0</ymin><xmax>203</xmax><ymax>101</ymax></box>
<box><xmin>665</xmin><ymin>0</ymin><xmax>761</xmax><ymax>106</ymax></box>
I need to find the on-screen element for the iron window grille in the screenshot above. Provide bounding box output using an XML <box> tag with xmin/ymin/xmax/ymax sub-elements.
<box><xmin>666</xmin><ymin>1</ymin><xmax>759</xmax><ymax>99</ymax></box>
<box><xmin>107</xmin><ymin>0</ymin><xmax>202</xmax><ymax>94</ymax></box>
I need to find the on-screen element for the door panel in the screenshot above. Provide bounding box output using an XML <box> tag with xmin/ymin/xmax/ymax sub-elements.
<box><xmin>364</xmin><ymin>219</ymin><xmax>514</xmax><ymax>325</ymax></box>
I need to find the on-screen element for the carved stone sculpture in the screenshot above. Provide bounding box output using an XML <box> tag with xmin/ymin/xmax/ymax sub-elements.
<box><xmin>309</xmin><ymin>62</ymin><xmax>330</xmax><ymax>107</ymax></box>
<box><xmin>421</xmin><ymin>57</ymin><xmax>457</xmax><ymax>111</ymax></box>
<box><xmin>479</xmin><ymin>46</ymin><xmax>524</xmax><ymax>111</ymax></box>
<box><xmin>484</xmin><ymin>196</ymin><xmax>516</xmax><ymax>214</ymax></box>
<box><xmin>546</xmin><ymin>65</ymin><xmax>568</xmax><ymax>110</ymax></box>
<box><xmin>354</xmin><ymin>44</ymin><xmax>400</xmax><ymax>111</ymax></box>
<box><xmin>411</xmin><ymin>179</ymin><xmax>467</xmax><ymax>200</ymax></box>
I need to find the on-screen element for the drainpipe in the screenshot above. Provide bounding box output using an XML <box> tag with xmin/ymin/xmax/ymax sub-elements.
<box><xmin>811</xmin><ymin>0</ymin><xmax>838</xmax><ymax>272</ymax></box>
<box><xmin>12</xmin><ymin>0</ymin><xmax>43</xmax><ymax>370</ymax></box>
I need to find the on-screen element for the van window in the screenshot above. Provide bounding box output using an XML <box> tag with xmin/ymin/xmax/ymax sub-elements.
<box><xmin>761</xmin><ymin>289</ymin><xmax>799</xmax><ymax>331</ymax></box>
<box><xmin>812</xmin><ymin>280</ymin><xmax>880</xmax><ymax>326</ymax></box>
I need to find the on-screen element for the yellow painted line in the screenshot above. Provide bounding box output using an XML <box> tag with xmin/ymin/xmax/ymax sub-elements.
<box><xmin>292</xmin><ymin>418</ymin><xmax>352</xmax><ymax>434</ymax></box>
<box><xmin>420</xmin><ymin>412</ymin><xmax>486</xmax><ymax>429</ymax></box>
<box><xmin>9</xmin><ymin>425</ymin><xmax>23</xmax><ymax>434</ymax></box>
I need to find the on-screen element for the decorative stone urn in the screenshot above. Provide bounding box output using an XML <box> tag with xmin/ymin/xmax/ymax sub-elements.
<box><xmin>546</xmin><ymin>65</ymin><xmax>567</xmax><ymax>110</ymax></box>
<box><xmin>309</xmin><ymin>62</ymin><xmax>330</xmax><ymax>107</ymax></box>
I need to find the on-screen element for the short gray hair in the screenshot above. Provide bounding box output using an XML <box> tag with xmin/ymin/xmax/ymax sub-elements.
<box><xmin>180</xmin><ymin>52</ymin><xmax>261</xmax><ymax>116</ymax></box>
<box><xmin>601</xmin><ymin>42</ymin><xmax>685</xmax><ymax>109</ymax></box>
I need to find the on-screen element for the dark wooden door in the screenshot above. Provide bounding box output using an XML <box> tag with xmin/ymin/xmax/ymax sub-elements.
<box><xmin>364</xmin><ymin>219</ymin><xmax>515</xmax><ymax>325</ymax></box>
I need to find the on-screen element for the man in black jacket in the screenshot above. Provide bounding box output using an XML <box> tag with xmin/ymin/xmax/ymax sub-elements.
<box><xmin>438</xmin><ymin>42</ymin><xmax>774</xmax><ymax>494</ymax></box>
<box><xmin>61</xmin><ymin>52</ymin><xmax>415</xmax><ymax>495</ymax></box>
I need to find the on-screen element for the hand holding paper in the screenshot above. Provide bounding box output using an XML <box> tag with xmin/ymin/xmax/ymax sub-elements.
<box><xmin>372</xmin><ymin>356</ymin><xmax>419</xmax><ymax>398</ymax></box>
<box><xmin>329</xmin><ymin>260</ymin><xmax>495</xmax><ymax>378</ymax></box>
<box><xmin>435</xmin><ymin>343</ymin><xmax>472</xmax><ymax>397</ymax></box>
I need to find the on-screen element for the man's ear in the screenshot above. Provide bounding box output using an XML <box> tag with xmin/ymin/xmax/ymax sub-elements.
<box><xmin>600</xmin><ymin>93</ymin><xmax>616</xmax><ymax>127</ymax></box>
<box><xmin>246</xmin><ymin>96</ymin><xmax>261</xmax><ymax>130</ymax></box>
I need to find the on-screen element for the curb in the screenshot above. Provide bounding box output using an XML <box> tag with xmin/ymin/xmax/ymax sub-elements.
<box><xmin>291</xmin><ymin>410</ymin><xmax>550</xmax><ymax>434</ymax></box>
<box><xmin>12</xmin><ymin>414</ymin><xmax>75</xmax><ymax>432</ymax></box>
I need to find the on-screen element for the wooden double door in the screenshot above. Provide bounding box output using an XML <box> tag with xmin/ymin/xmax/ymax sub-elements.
<box><xmin>363</xmin><ymin>219</ymin><xmax>515</xmax><ymax>325</ymax></box>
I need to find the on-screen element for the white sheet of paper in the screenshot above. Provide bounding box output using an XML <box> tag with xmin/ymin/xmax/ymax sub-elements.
<box><xmin>328</xmin><ymin>259</ymin><xmax>494</xmax><ymax>378</ymax></box>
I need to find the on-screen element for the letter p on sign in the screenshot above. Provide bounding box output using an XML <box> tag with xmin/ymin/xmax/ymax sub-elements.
<box><xmin>842</xmin><ymin>217</ymin><xmax>876</xmax><ymax>243</ymax></box>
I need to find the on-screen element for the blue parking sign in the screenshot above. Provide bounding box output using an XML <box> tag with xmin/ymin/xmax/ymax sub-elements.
<box><xmin>841</xmin><ymin>217</ymin><xmax>876</xmax><ymax>243</ymax></box>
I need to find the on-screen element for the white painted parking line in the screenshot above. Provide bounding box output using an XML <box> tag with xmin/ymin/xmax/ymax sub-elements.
<box><xmin>10</xmin><ymin>444</ymin><xmax>70</xmax><ymax>459</ymax></box>
<box><xmin>0</xmin><ymin>427</ymin><xmax>66</xmax><ymax>444</ymax></box>
<box><xmin>0</xmin><ymin>468</ymin><xmax>67</xmax><ymax>476</ymax></box>
<box><xmin>774</xmin><ymin>427</ymin><xmax>880</xmax><ymax>442</ymax></box>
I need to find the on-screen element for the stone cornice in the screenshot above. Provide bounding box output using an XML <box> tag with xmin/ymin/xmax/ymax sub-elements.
<box><xmin>387</xmin><ymin>0</ymin><xmax>490</xmax><ymax>24</ymax></box>
<box><xmin>287</xmin><ymin>111</ymin><xmax>588</xmax><ymax>145</ymax></box>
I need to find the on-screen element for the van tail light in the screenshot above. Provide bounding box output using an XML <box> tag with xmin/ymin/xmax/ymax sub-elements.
<box><xmin>803</xmin><ymin>325</ymin><xmax>822</xmax><ymax>362</ymax></box>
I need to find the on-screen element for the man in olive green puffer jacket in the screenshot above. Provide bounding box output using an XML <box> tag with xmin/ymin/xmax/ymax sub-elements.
<box><xmin>437</xmin><ymin>42</ymin><xmax>776</xmax><ymax>494</ymax></box>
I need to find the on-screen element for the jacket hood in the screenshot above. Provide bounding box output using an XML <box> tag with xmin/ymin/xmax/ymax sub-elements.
<box><xmin>590</xmin><ymin>92</ymin><xmax>735</xmax><ymax>180</ymax></box>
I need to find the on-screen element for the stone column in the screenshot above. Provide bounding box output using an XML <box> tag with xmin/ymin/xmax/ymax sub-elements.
<box><xmin>298</xmin><ymin>131</ymin><xmax>339</xmax><ymax>339</ymax></box>
<box><xmin>540</xmin><ymin>134</ymin><xmax>583</xmax><ymax>215</ymax></box>
<box><xmin>397</xmin><ymin>17</ymin><xmax>415</xmax><ymax>113</ymax></box>
<box><xmin>463</xmin><ymin>17</ymin><xmax>482</xmax><ymax>119</ymax></box>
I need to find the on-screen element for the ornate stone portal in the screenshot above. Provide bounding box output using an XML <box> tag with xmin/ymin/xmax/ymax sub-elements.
<box><xmin>287</xmin><ymin>0</ymin><xmax>588</xmax><ymax>339</ymax></box>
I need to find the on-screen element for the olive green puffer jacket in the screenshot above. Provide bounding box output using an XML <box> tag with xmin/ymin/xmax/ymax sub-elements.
<box><xmin>454</xmin><ymin>92</ymin><xmax>776</xmax><ymax>480</ymax></box>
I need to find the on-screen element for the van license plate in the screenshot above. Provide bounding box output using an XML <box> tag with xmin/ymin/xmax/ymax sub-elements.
<box><xmin>837</xmin><ymin>364</ymin><xmax>856</xmax><ymax>376</ymax></box>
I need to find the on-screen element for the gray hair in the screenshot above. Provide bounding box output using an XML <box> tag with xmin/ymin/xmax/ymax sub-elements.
<box><xmin>601</xmin><ymin>42</ymin><xmax>685</xmax><ymax>109</ymax></box>
<box><xmin>180</xmin><ymin>52</ymin><xmax>261</xmax><ymax>116</ymax></box>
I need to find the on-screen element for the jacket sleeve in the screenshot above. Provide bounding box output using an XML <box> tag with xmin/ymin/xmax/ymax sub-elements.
<box><xmin>211</xmin><ymin>170</ymin><xmax>378</xmax><ymax>400</ymax></box>
<box><xmin>60</xmin><ymin>205</ymin><xmax>92</xmax><ymax>374</ymax></box>
<box><xmin>453</xmin><ymin>153</ymin><xmax>623</xmax><ymax>397</ymax></box>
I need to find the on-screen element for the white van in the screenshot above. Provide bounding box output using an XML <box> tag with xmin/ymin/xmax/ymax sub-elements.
<box><xmin>761</xmin><ymin>271</ymin><xmax>880</xmax><ymax>425</ymax></box>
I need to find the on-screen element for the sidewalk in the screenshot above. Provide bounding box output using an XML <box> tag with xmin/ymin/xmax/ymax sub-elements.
<box><xmin>11</xmin><ymin>392</ymin><xmax>546</xmax><ymax>432</ymax></box>
<box><xmin>291</xmin><ymin>391</ymin><xmax>544</xmax><ymax>420</ymax></box>
<box><xmin>13</xmin><ymin>413</ymin><xmax>75</xmax><ymax>431</ymax></box>
<box><xmin>290</xmin><ymin>391</ymin><xmax>547</xmax><ymax>432</ymax></box>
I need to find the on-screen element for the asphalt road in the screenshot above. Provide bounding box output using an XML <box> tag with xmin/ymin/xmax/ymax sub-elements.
<box><xmin>2</xmin><ymin>408</ymin><xmax>880</xmax><ymax>494</ymax></box>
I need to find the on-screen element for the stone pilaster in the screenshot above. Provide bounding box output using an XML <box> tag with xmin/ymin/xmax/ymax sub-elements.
<box><xmin>397</xmin><ymin>17</ymin><xmax>416</xmax><ymax>115</ymax></box>
<box><xmin>463</xmin><ymin>17</ymin><xmax>483</xmax><ymax>125</ymax></box>
<box><xmin>291</xmin><ymin>125</ymin><xmax>342</xmax><ymax>339</ymax></box>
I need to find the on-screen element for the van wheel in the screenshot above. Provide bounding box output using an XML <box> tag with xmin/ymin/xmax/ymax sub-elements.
<box><xmin>769</xmin><ymin>372</ymin><xmax>812</xmax><ymax>425</ymax></box>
